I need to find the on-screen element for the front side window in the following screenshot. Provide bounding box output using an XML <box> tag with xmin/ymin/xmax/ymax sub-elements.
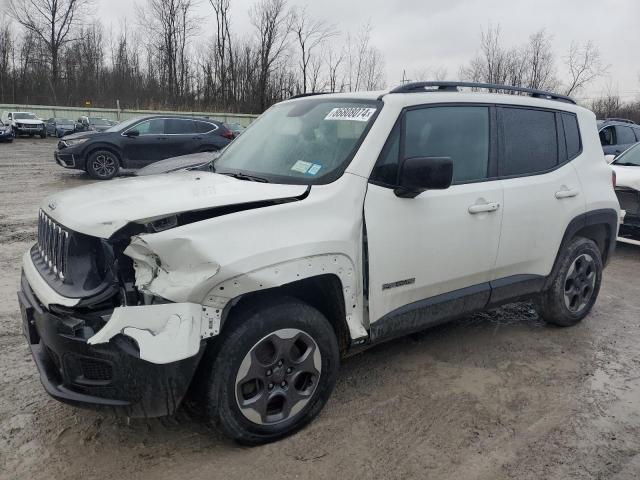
<box><xmin>370</xmin><ymin>106</ymin><xmax>490</xmax><ymax>185</ymax></box>
<box><xmin>214</xmin><ymin>99</ymin><xmax>379</xmax><ymax>184</ymax></box>
<box><xmin>133</xmin><ymin>118</ymin><xmax>165</xmax><ymax>135</ymax></box>
<box><xmin>500</xmin><ymin>107</ymin><xmax>558</xmax><ymax>176</ymax></box>
<box><xmin>615</xmin><ymin>125</ymin><xmax>636</xmax><ymax>144</ymax></box>
<box><xmin>405</xmin><ymin>106</ymin><xmax>490</xmax><ymax>183</ymax></box>
<box><xmin>599</xmin><ymin>126</ymin><xmax>614</xmax><ymax>146</ymax></box>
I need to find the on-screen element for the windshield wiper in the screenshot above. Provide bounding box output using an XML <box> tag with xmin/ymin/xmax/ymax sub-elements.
<box><xmin>614</xmin><ymin>162</ymin><xmax>639</xmax><ymax>166</ymax></box>
<box><xmin>219</xmin><ymin>171</ymin><xmax>270</xmax><ymax>183</ymax></box>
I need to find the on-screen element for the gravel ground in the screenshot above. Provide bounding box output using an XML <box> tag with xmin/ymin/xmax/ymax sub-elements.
<box><xmin>1</xmin><ymin>137</ymin><xmax>639</xmax><ymax>480</ymax></box>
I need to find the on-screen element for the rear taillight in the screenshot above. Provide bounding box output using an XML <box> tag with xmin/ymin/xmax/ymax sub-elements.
<box><xmin>221</xmin><ymin>130</ymin><xmax>235</xmax><ymax>140</ymax></box>
<box><xmin>612</xmin><ymin>170</ymin><xmax>616</xmax><ymax>189</ymax></box>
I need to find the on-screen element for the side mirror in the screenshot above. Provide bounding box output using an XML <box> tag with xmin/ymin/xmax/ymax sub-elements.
<box><xmin>604</xmin><ymin>154</ymin><xmax>616</xmax><ymax>164</ymax></box>
<box><xmin>125</xmin><ymin>129</ymin><xmax>139</xmax><ymax>137</ymax></box>
<box><xmin>395</xmin><ymin>156</ymin><xmax>453</xmax><ymax>198</ymax></box>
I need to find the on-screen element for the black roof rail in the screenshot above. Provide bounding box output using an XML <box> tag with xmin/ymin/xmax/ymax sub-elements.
<box><xmin>289</xmin><ymin>91</ymin><xmax>335</xmax><ymax>100</ymax></box>
<box><xmin>603</xmin><ymin>117</ymin><xmax>636</xmax><ymax>124</ymax></box>
<box><xmin>389</xmin><ymin>81</ymin><xmax>576</xmax><ymax>105</ymax></box>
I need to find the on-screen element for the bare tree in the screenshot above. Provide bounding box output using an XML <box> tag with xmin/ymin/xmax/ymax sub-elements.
<box><xmin>345</xmin><ymin>22</ymin><xmax>385</xmax><ymax>91</ymax></box>
<box><xmin>563</xmin><ymin>41</ymin><xmax>608</xmax><ymax>96</ymax></box>
<box><xmin>324</xmin><ymin>44</ymin><xmax>344</xmax><ymax>92</ymax></box>
<box><xmin>250</xmin><ymin>0</ymin><xmax>293</xmax><ymax>110</ymax></box>
<box><xmin>209</xmin><ymin>0</ymin><xmax>233</xmax><ymax>104</ymax></box>
<box><xmin>291</xmin><ymin>6</ymin><xmax>336</xmax><ymax>93</ymax></box>
<box><xmin>524</xmin><ymin>30</ymin><xmax>557</xmax><ymax>91</ymax></box>
<box><xmin>8</xmin><ymin>0</ymin><xmax>92</xmax><ymax>100</ymax></box>
<box><xmin>136</xmin><ymin>0</ymin><xmax>200</xmax><ymax>105</ymax></box>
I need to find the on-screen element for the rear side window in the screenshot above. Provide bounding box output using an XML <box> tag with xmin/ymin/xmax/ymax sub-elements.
<box><xmin>634</xmin><ymin>128</ymin><xmax>640</xmax><ymax>141</ymax></box>
<box><xmin>499</xmin><ymin>107</ymin><xmax>558</xmax><ymax>176</ymax></box>
<box><xmin>616</xmin><ymin>125</ymin><xmax>636</xmax><ymax>144</ymax></box>
<box><xmin>165</xmin><ymin>118</ymin><xmax>195</xmax><ymax>134</ymax></box>
<box><xmin>404</xmin><ymin>106</ymin><xmax>490</xmax><ymax>183</ymax></box>
<box><xmin>561</xmin><ymin>113</ymin><xmax>581</xmax><ymax>160</ymax></box>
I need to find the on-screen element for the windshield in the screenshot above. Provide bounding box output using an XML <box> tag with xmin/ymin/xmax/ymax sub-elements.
<box><xmin>613</xmin><ymin>144</ymin><xmax>640</xmax><ymax>166</ymax></box>
<box><xmin>89</xmin><ymin>117</ymin><xmax>110</xmax><ymax>126</ymax></box>
<box><xmin>14</xmin><ymin>113</ymin><xmax>37</xmax><ymax>120</ymax></box>
<box><xmin>214</xmin><ymin>99</ymin><xmax>379</xmax><ymax>184</ymax></box>
<box><xmin>57</xmin><ymin>118</ymin><xmax>74</xmax><ymax>124</ymax></box>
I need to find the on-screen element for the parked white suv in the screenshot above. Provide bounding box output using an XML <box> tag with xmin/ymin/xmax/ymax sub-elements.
<box><xmin>1</xmin><ymin>111</ymin><xmax>46</xmax><ymax>138</ymax></box>
<box><xmin>18</xmin><ymin>82</ymin><xmax>619</xmax><ymax>444</ymax></box>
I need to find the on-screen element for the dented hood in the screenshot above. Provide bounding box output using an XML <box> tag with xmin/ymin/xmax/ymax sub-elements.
<box><xmin>612</xmin><ymin>165</ymin><xmax>640</xmax><ymax>192</ymax></box>
<box><xmin>43</xmin><ymin>171</ymin><xmax>308</xmax><ymax>238</ymax></box>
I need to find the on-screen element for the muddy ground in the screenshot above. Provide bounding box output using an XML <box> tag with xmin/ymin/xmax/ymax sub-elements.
<box><xmin>1</xmin><ymin>137</ymin><xmax>639</xmax><ymax>480</ymax></box>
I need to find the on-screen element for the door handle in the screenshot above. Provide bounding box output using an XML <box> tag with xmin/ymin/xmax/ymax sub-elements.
<box><xmin>555</xmin><ymin>188</ymin><xmax>579</xmax><ymax>199</ymax></box>
<box><xmin>468</xmin><ymin>202</ymin><xmax>500</xmax><ymax>214</ymax></box>
<box><xmin>192</xmin><ymin>136</ymin><xmax>203</xmax><ymax>140</ymax></box>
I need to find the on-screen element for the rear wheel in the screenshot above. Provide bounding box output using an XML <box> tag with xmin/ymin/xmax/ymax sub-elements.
<box><xmin>201</xmin><ymin>297</ymin><xmax>340</xmax><ymax>444</ymax></box>
<box><xmin>86</xmin><ymin>150</ymin><xmax>120</xmax><ymax>180</ymax></box>
<box><xmin>539</xmin><ymin>237</ymin><xmax>602</xmax><ymax>327</ymax></box>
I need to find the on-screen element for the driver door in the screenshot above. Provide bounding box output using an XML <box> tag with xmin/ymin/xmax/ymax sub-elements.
<box><xmin>364</xmin><ymin>105</ymin><xmax>503</xmax><ymax>336</ymax></box>
<box><xmin>121</xmin><ymin>118</ymin><xmax>167</xmax><ymax>168</ymax></box>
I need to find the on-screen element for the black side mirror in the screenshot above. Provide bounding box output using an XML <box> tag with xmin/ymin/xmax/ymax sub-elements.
<box><xmin>394</xmin><ymin>156</ymin><xmax>453</xmax><ymax>198</ymax></box>
<box><xmin>125</xmin><ymin>129</ymin><xmax>140</xmax><ymax>137</ymax></box>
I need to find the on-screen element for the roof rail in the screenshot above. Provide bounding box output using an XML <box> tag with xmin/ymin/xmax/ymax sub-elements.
<box><xmin>389</xmin><ymin>81</ymin><xmax>576</xmax><ymax>105</ymax></box>
<box><xmin>603</xmin><ymin>117</ymin><xmax>636</xmax><ymax>124</ymax></box>
<box><xmin>289</xmin><ymin>91</ymin><xmax>335</xmax><ymax>100</ymax></box>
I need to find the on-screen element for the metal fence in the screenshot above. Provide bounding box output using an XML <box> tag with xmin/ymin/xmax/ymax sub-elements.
<box><xmin>0</xmin><ymin>103</ymin><xmax>258</xmax><ymax>127</ymax></box>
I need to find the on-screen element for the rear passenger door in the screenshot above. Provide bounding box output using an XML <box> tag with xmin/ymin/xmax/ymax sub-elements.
<box><xmin>494</xmin><ymin>107</ymin><xmax>585</xmax><ymax>281</ymax></box>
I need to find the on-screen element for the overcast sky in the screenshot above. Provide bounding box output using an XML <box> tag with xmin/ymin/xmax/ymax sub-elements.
<box><xmin>43</xmin><ymin>0</ymin><xmax>640</xmax><ymax>101</ymax></box>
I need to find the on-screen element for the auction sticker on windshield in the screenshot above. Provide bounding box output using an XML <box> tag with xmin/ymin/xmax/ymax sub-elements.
<box><xmin>325</xmin><ymin>107</ymin><xmax>376</xmax><ymax>122</ymax></box>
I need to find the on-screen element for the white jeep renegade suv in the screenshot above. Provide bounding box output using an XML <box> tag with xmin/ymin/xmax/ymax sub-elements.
<box><xmin>18</xmin><ymin>82</ymin><xmax>619</xmax><ymax>444</ymax></box>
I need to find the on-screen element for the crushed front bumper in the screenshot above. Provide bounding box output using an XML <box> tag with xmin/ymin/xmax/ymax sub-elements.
<box><xmin>18</xmin><ymin>273</ymin><xmax>205</xmax><ymax>417</ymax></box>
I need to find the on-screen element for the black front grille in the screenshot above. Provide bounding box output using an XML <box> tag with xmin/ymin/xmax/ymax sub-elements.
<box><xmin>37</xmin><ymin>210</ymin><xmax>70</xmax><ymax>281</ymax></box>
<box><xmin>616</xmin><ymin>188</ymin><xmax>640</xmax><ymax>216</ymax></box>
<box><xmin>80</xmin><ymin>358</ymin><xmax>113</xmax><ymax>381</ymax></box>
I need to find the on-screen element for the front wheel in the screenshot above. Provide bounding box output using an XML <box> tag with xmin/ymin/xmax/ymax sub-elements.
<box><xmin>201</xmin><ymin>297</ymin><xmax>340</xmax><ymax>445</ymax></box>
<box><xmin>86</xmin><ymin>150</ymin><xmax>120</xmax><ymax>180</ymax></box>
<box><xmin>539</xmin><ymin>237</ymin><xmax>603</xmax><ymax>327</ymax></box>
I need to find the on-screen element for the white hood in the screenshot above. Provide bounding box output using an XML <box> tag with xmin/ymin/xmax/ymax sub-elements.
<box><xmin>612</xmin><ymin>165</ymin><xmax>640</xmax><ymax>191</ymax></box>
<box><xmin>42</xmin><ymin>171</ymin><xmax>308</xmax><ymax>238</ymax></box>
<box><xmin>15</xmin><ymin>119</ymin><xmax>43</xmax><ymax>125</ymax></box>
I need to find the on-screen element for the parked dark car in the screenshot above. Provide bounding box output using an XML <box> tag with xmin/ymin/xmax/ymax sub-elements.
<box><xmin>598</xmin><ymin>118</ymin><xmax>640</xmax><ymax>156</ymax></box>
<box><xmin>45</xmin><ymin>118</ymin><xmax>76</xmax><ymax>138</ymax></box>
<box><xmin>75</xmin><ymin>116</ymin><xmax>114</xmax><ymax>133</ymax></box>
<box><xmin>0</xmin><ymin>124</ymin><xmax>14</xmax><ymax>142</ymax></box>
<box><xmin>54</xmin><ymin>115</ymin><xmax>235</xmax><ymax>179</ymax></box>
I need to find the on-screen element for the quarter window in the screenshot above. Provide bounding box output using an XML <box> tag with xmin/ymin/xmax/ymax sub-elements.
<box><xmin>561</xmin><ymin>113</ymin><xmax>581</xmax><ymax>160</ymax></box>
<box><xmin>500</xmin><ymin>107</ymin><xmax>558</xmax><ymax>176</ymax></box>
<box><xmin>195</xmin><ymin>120</ymin><xmax>216</xmax><ymax>133</ymax></box>
<box><xmin>615</xmin><ymin>125</ymin><xmax>636</xmax><ymax>144</ymax></box>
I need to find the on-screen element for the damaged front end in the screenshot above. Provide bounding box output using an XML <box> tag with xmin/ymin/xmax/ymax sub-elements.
<box><xmin>19</xmin><ymin>212</ymin><xmax>222</xmax><ymax>417</ymax></box>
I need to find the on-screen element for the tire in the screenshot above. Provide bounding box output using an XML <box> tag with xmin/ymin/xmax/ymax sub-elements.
<box><xmin>40</xmin><ymin>131</ymin><xmax>46</xmax><ymax>139</ymax></box>
<box><xmin>86</xmin><ymin>150</ymin><xmax>120</xmax><ymax>180</ymax></box>
<box><xmin>200</xmin><ymin>296</ymin><xmax>340</xmax><ymax>445</ymax></box>
<box><xmin>539</xmin><ymin>237</ymin><xmax>603</xmax><ymax>327</ymax></box>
